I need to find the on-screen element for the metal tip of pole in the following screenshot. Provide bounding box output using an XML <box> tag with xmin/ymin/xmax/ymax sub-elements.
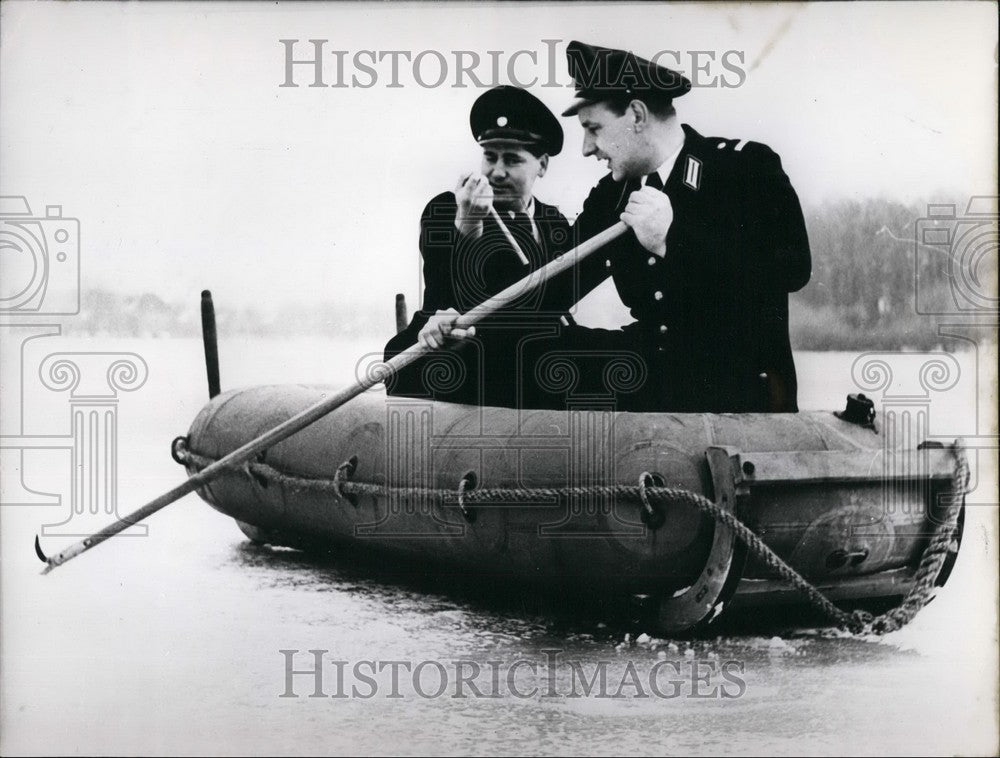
<box><xmin>35</xmin><ymin>535</ymin><xmax>60</xmax><ymax>574</ymax></box>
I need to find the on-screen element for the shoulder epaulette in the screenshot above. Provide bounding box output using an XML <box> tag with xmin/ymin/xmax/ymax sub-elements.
<box><xmin>705</xmin><ymin>137</ymin><xmax>749</xmax><ymax>153</ymax></box>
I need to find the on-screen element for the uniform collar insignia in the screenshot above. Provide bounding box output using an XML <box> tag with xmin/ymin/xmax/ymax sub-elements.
<box><xmin>683</xmin><ymin>155</ymin><xmax>702</xmax><ymax>191</ymax></box>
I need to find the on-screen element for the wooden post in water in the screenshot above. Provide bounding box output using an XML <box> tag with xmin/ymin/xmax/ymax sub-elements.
<box><xmin>395</xmin><ymin>293</ymin><xmax>408</xmax><ymax>334</ymax></box>
<box><xmin>201</xmin><ymin>290</ymin><xmax>221</xmax><ymax>399</ymax></box>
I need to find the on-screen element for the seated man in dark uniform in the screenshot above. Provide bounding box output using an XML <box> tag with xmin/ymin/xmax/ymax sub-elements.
<box><xmin>384</xmin><ymin>85</ymin><xmax>574</xmax><ymax>408</ymax></box>
<box><xmin>550</xmin><ymin>40</ymin><xmax>812</xmax><ymax>412</ymax></box>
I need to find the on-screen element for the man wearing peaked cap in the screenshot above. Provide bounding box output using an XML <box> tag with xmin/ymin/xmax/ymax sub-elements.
<box><xmin>384</xmin><ymin>85</ymin><xmax>575</xmax><ymax>409</ymax></box>
<box><xmin>470</xmin><ymin>84</ymin><xmax>564</xmax><ymax>158</ymax></box>
<box><xmin>548</xmin><ymin>40</ymin><xmax>812</xmax><ymax>413</ymax></box>
<box><xmin>561</xmin><ymin>40</ymin><xmax>692</xmax><ymax>118</ymax></box>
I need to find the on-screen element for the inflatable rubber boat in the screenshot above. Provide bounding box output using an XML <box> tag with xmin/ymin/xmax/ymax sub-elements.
<box><xmin>175</xmin><ymin>384</ymin><xmax>965</xmax><ymax>633</ymax></box>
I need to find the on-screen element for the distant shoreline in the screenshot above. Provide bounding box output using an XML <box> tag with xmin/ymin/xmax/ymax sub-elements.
<box><xmin>50</xmin><ymin>324</ymin><xmax>990</xmax><ymax>354</ymax></box>
<box><xmin>49</xmin><ymin>287</ymin><xmax>995</xmax><ymax>352</ymax></box>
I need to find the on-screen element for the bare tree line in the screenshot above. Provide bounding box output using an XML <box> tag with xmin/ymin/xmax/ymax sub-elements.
<box><xmin>66</xmin><ymin>196</ymin><xmax>996</xmax><ymax>350</ymax></box>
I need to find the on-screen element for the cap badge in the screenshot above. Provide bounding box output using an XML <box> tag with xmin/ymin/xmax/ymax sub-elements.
<box><xmin>497</xmin><ymin>116</ymin><xmax>508</xmax><ymax>127</ymax></box>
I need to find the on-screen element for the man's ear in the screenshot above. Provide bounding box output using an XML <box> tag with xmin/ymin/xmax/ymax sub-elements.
<box><xmin>629</xmin><ymin>99</ymin><xmax>650</xmax><ymax>132</ymax></box>
<box><xmin>537</xmin><ymin>154</ymin><xmax>549</xmax><ymax>178</ymax></box>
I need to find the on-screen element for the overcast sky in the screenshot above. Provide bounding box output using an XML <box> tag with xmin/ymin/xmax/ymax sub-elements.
<box><xmin>1</xmin><ymin>1</ymin><xmax>996</xmax><ymax>317</ymax></box>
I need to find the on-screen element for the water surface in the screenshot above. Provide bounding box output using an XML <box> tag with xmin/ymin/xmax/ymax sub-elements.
<box><xmin>1</xmin><ymin>338</ymin><xmax>996</xmax><ymax>755</ymax></box>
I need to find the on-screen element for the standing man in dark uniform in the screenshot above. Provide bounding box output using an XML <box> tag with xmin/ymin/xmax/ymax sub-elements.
<box><xmin>558</xmin><ymin>40</ymin><xmax>812</xmax><ymax>412</ymax></box>
<box><xmin>384</xmin><ymin>85</ymin><xmax>574</xmax><ymax>408</ymax></box>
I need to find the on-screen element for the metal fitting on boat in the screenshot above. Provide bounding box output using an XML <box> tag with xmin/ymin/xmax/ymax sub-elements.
<box><xmin>834</xmin><ymin>393</ymin><xmax>877</xmax><ymax>430</ymax></box>
<box><xmin>457</xmin><ymin>472</ymin><xmax>477</xmax><ymax>524</ymax></box>
<box><xmin>333</xmin><ymin>456</ymin><xmax>359</xmax><ymax>506</ymax></box>
<box><xmin>170</xmin><ymin>436</ymin><xmax>189</xmax><ymax>465</ymax></box>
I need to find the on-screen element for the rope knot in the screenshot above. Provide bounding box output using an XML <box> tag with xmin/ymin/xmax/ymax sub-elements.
<box><xmin>845</xmin><ymin>609</ymin><xmax>874</xmax><ymax>635</ymax></box>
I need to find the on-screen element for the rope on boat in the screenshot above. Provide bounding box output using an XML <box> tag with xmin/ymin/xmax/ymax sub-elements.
<box><xmin>172</xmin><ymin>437</ymin><xmax>969</xmax><ymax>636</ymax></box>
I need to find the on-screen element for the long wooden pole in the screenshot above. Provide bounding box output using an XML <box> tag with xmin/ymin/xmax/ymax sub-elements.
<box><xmin>37</xmin><ymin>221</ymin><xmax>629</xmax><ymax>573</ymax></box>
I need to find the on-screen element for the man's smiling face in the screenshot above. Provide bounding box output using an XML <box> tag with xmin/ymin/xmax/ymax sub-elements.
<box><xmin>577</xmin><ymin>101</ymin><xmax>646</xmax><ymax>182</ymax></box>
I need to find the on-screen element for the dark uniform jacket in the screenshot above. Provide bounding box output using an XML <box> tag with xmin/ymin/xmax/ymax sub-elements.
<box><xmin>565</xmin><ymin>123</ymin><xmax>812</xmax><ymax>412</ymax></box>
<box><xmin>384</xmin><ymin>191</ymin><xmax>573</xmax><ymax>407</ymax></box>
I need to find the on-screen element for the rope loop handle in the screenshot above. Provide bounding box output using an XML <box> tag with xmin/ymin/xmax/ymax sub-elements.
<box><xmin>457</xmin><ymin>475</ymin><xmax>476</xmax><ymax>524</ymax></box>
<box><xmin>333</xmin><ymin>456</ymin><xmax>358</xmax><ymax>503</ymax></box>
<box><xmin>638</xmin><ymin>472</ymin><xmax>665</xmax><ymax>530</ymax></box>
